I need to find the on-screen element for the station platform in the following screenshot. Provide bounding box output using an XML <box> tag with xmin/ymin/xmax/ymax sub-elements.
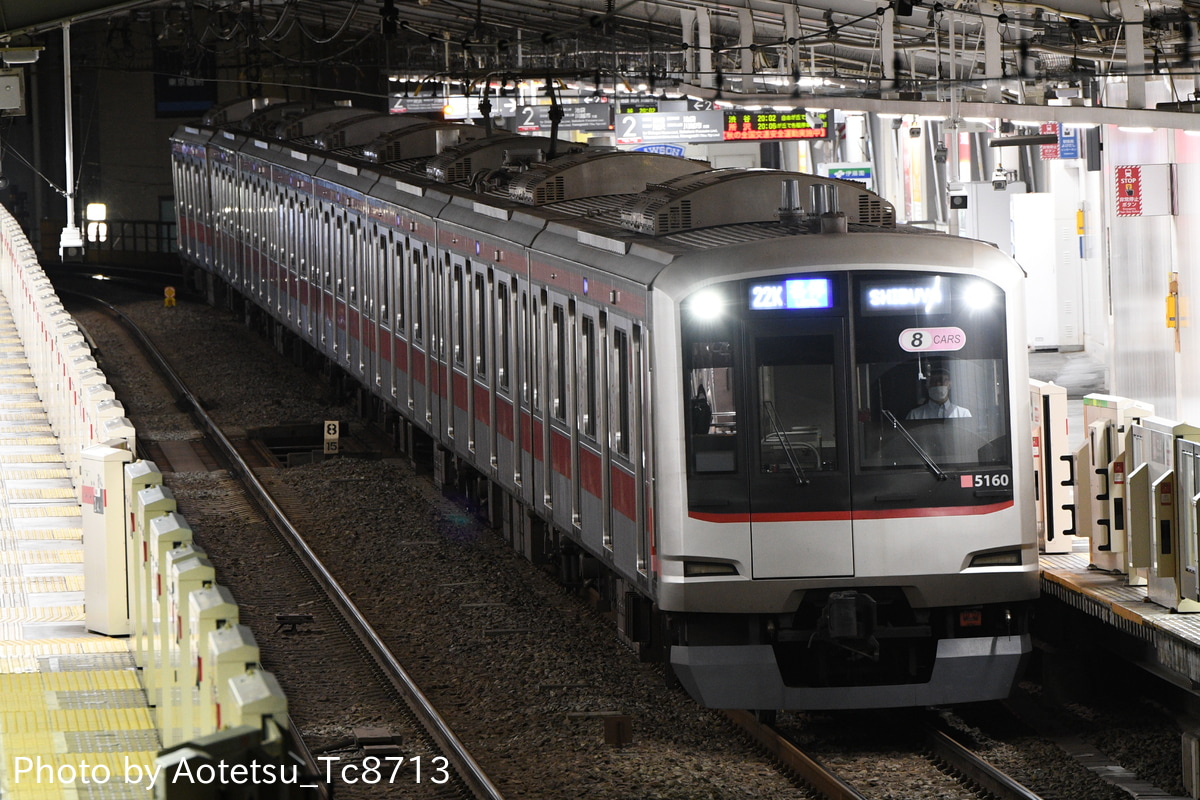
<box><xmin>0</xmin><ymin>297</ymin><xmax>158</xmax><ymax>800</ymax></box>
<box><xmin>1041</xmin><ymin>546</ymin><xmax>1200</xmax><ymax>692</ymax></box>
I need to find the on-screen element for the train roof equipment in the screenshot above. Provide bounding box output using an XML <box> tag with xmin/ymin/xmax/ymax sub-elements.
<box><xmin>425</xmin><ymin>134</ymin><xmax>582</xmax><ymax>184</ymax></box>
<box><xmin>361</xmin><ymin>120</ymin><xmax>488</xmax><ymax>165</ymax></box>
<box><xmin>273</xmin><ymin>106</ymin><xmax>375</xmax><ymax>143</ymax></box>
<box><xmin>201</xmin><ymin>97</ymin><xmax>285</xmax><ymax>128</ymax></box>
<box><xmin>618</xmin><ymin>170</ymin><xmax>896</xmax><ymax>236</ymax></box>
<box><xmin>507</xmin><ymin>149</ymin><xmax>711</xmax><ymax>206</ymax></box>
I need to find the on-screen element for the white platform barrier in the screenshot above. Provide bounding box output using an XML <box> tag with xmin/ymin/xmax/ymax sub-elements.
<box><xmin>1079</xmin><ymin>394</ymin><xmax>1153</xmax><ymax>573</ymax></box>
<box><xmin>163</xmin><ymin>545</ymin><xmax>215</xmax><ymax>746</ymax></box>
<box><xmin>126</xmin><ymin>460</ymin><xmax>163</xmax><ymax>667</ymax></box>
<box><xmin>81</xmin><ymin>445</ymin><xmax>134</xmax><ymax>635</ymax></box>
<box><xmin>226</xmin><ymin>669</ymin><xmax>288</xmax><ymax>732</ymax></box>
<box><xmin>1029</xmin><ymin>380</ymin><xmax>1077</xmax><ymax>554</ymax></box>
<box><xmin>0</xmin><ymin>205</ymin><xmax>300</xmax><ymax>770</ymax></box>
<box><xmin>185</xmin><ymin>585</ymin><xmax>239</xmax><ymax>743</ymax></box>
<box><xmin>207</xmin><ymin>625</ymin><xmax>260</xmax><ymax>732</ymax></box>
<box><xmin>0</xmin><ymin>204</ymin><xmax>134</xmax><ymax>487</ymax></box>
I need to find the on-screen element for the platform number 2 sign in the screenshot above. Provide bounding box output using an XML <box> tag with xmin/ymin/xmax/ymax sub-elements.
<box><xmin>324</xmin><ymin>420</ymin><xmax>340</xmax><ymax>454</ymax></box>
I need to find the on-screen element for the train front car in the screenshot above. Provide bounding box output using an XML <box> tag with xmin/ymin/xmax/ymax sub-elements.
<box><xmin>653</xmin><ymin>222</ymin><xmax>1038</xmax><ymax>711</ymax></box>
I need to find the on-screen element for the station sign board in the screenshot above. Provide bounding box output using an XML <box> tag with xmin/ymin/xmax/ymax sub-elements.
<box><xmin>615</xmin><ymin>110</ymin><xmax>726</xmax><ymax>145</ymax></box>
<box><xmin>515</xmin><ymin>102</ymin><xmax>613</xmax><ymax>132</ymax></box>
<box><xmin>394</xmin><ymin>94</ymin><xmax>520</xmax><ymax>118</ymax></box>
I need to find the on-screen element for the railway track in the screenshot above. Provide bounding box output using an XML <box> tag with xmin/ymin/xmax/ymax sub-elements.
<box><xmin>72</xmin><ymin>293</ymin><xmax>504</xmax><ymax>800</ymax></box>
<box><xmin>728</xmin><ymin>709</ymin><xmax>1045</xmax><ymax>800</ymax></box>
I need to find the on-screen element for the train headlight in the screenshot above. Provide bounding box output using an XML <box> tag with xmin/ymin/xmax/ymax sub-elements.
<box><xmin>963</xmin><ymin>281</ymin><xmax>996</xmax><ymax>311</ymax></box>
<box><xmin>688</xmin><ymin>290</ymin><xmax>724</xmax><ymax>321</ymax></box>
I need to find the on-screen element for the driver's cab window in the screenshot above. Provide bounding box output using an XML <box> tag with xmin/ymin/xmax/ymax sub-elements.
<box><xmin>857</xmin><ymin>359</ymin><xmax>1007</xmax><ymax>469</ymax></box>
<box><xmin>853</xmin><ymin>272</ymin><xmax>1011</xmax><ymax>473</ymax></box>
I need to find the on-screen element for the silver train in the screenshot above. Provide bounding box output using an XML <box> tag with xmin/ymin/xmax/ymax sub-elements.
<box><xmin>171</xmin><ymin>100</ymin><xmax>1038</xmax><ymax>710</ymax></box>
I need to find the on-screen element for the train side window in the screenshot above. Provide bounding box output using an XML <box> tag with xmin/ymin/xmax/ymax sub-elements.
<box><xmin>396</xmin><ymin>242</ymin><xmax>407</xmax><ymax>333</ymax></box>
<box><xmin>323</xmin><ymin>211</ymin><xmax>333</xmax><ymax>288</ymax></box>
<box><xmin>687</xmin><ymin>341</ymin><xmax>738</xmax><ymax>473</ymax></box>
<box><xmin>348</xmin><ymin>221</ymin><xmax>358</xmax><ymax>305</ymax></box>
<box><xmin>580</xmin><ymin>315</ymin><xmax>597</xmax><ymax>439</ymax></box>
<box><xmin>497</xmin><ymin>283</ymin><xmax>511</xmax><ymax>391</ymax></box>
<box><xmin>453</xmin><ymin>264</ymin><xmax>465</xmax><ymax>365</ymax></box>
<box><xmin>378</xmin><ymin>236</ymin><xmax>390</xmax><ymax>331</ymax></box>
<box><xmin>613</xmin><ymin>329</ymin><xmax>630</xmax><ymax>458</ymax></box>
<box><xmin>413</xmin><ymin>246</ymin><xmax>425</xmax><ymax>343</ymax></box>
<box><xmin>530</xmin><ymin>294</ymin><xmax>542</xmax><ymax>412</ymax></box>
<box><xmin>552</xmin><ymin>303</ymin><xmax>566</xmax><ymax>421</ymax></box>
<box><xmin>474</xmin><ymin>273</ymin><xmax>488</xmax><ymax>377</ymax></box>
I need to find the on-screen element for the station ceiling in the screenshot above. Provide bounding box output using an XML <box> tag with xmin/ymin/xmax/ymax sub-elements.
<box><xmin>0</xmin><ymin>0</ymin><xmax>1197</xmax><ymax>112</ymax></box>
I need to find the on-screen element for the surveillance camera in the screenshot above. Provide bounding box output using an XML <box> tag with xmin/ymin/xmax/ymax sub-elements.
<box><xmin>933</xmin><ymin>142</ymin><xmax>947</xmax><ymax>163</ymax></box>
<box><xmin>909</xmin><ymin>125</ymin><xmax>921</xmax><ymax>138</ymax></box>
<box><xmin>991</xmin><ymin>166</ymin><xmax>1008</xmax><ymax>191</ymax></box>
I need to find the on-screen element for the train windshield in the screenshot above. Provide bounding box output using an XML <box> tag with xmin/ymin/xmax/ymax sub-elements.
<box><xmin>853</xmin><ymin>273</ymin><xmax>1010</xmax><ymax>472</ymax></box>
<box><xmin>681</xmin><ymin>270</ymin><xmax>1012</xmax><ymax>521</ymax></box>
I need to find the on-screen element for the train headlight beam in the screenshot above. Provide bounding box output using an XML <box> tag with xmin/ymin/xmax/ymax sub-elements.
<box><xmin>963</xmin><ymin>281</ymin><xmax>996</xmax><ymax>311</ymax></box>
<box><xmin>689</xmin><ymin>290</ymin><xmax>724</xmax><ymax>321</ymax></box>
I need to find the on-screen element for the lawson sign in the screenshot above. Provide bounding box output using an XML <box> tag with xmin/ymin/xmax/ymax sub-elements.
<box><xmin>632</xmin><ymin>143</ymin><xmax>686</xmax><ymax>157</ymax></box>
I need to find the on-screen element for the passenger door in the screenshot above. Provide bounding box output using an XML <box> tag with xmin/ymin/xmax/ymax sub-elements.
<box><xmin>747</xmin><ymin>319</ymin><xmax>854</xmax><ymax>579</ymax></box>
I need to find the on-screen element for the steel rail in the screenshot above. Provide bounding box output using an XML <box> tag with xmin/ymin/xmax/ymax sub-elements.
<box><xmin>924</xmin><ymin>725</ymin><xmax>1044</xmax><ymax>800</ymax></box>
<box><xmin>724</xmin><ymin>710</ymin><xmax>869</xmax><ymax>800</ymax></box>
<box><xmin>82</xmin><ymin>295</ymin><xmax>506</xmax><ymax>800</ymax></box>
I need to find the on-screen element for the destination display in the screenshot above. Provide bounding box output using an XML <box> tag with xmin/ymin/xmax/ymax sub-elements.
<box><xmin>616</xmin><ymin>108</ymin><xmax>830</xmax><ymax>144</ymax></box>
<box><xmin>748</xmin><ymin>277</ymin><xmax>834</xmax><ymax>311</ymax></box>
<box><xmin>515</xmin><ymin>102</ymin><xmax>612</xmax><ymax>132</ymax></box>
<box><xmin>723</xmin><ymin>109</ymin><xmax>829</xmax><ymax>140</ymax></box>
<box><xmin>860</xmin><ymin>279</ymin><xmax>950</xmax><ymax>316</ymax></box>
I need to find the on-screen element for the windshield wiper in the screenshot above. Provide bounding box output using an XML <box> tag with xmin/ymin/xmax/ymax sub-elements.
<box><xmin>882</xmin><ymin>410</ymin><xmax>948</xmax><ymax>481</ymax></box>
<box><xmin>764</xmin><ymin>401</ymin><xmax>809</xmax><ymax>485</ymax></box>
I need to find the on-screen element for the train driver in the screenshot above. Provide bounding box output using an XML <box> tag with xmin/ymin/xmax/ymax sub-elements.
<box><xmin>906</xmin><ymin>367</ymin><xmax>971</xmax><ymax>420</ymax></box>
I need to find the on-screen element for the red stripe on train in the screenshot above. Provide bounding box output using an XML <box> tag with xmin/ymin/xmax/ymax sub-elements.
<box><xmin>688</xmin><ymin>500</ymin><xmax>1013</xmax><ymax>524</ymax></box>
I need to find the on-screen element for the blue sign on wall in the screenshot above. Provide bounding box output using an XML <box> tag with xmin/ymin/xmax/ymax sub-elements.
<box><xmin>632</xmin><ymin>144</ymin><xmax>686</xmax><ymax>157</ymax></box>
<box><xmin>1058</xmin><ymin>126</ymin><xmax>1081</xmax><ymax>159</ymax></box>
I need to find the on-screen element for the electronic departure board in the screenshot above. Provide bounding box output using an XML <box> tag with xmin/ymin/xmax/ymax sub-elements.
<box><xmin>723</xmin><ymin>110</ymin><xmax>829</xmax><ymax>141</ymax></box>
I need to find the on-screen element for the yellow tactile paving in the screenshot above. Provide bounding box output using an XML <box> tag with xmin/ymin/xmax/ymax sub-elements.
<box><xmin>0</xmin><ymin>552</ymin><xmax>83</xmax><ymax>565</ymax></box>
<box><xmin>9</xmin><ymin>508</ymin><xmax>81</xmax><ymax>519</ymax></box>
<box><xmin>7</xmin><ymin>489</ymin><xmax>77</xmax><ymax>501</ymax></box>
<box><xmin>0</xmin><ymin>609</ymin><xmax>84</xmax><ymax>625</ymax></box>
<box><xmin>4</xmin><ymin>471</ymin><xmax>70</xmax><ymax>480</ymax></box>
<box><xmin>0</xmin><ymin>300</ymin><xmax>158</xmax><ymax>800</ymax></box>
<box><xmin>0</xmin><ymin>639</ymin><xmax>130</xmax><ymax>656</ymax></box>
<box><xmin>0</xmin><ymin>577</ymin><xmax>85</xmax><ymax>592</ymax></box>
<box><xmin>0</xmin><ymin>531</ymin><xmax>81</xmax><ymax>542</ymax></box>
